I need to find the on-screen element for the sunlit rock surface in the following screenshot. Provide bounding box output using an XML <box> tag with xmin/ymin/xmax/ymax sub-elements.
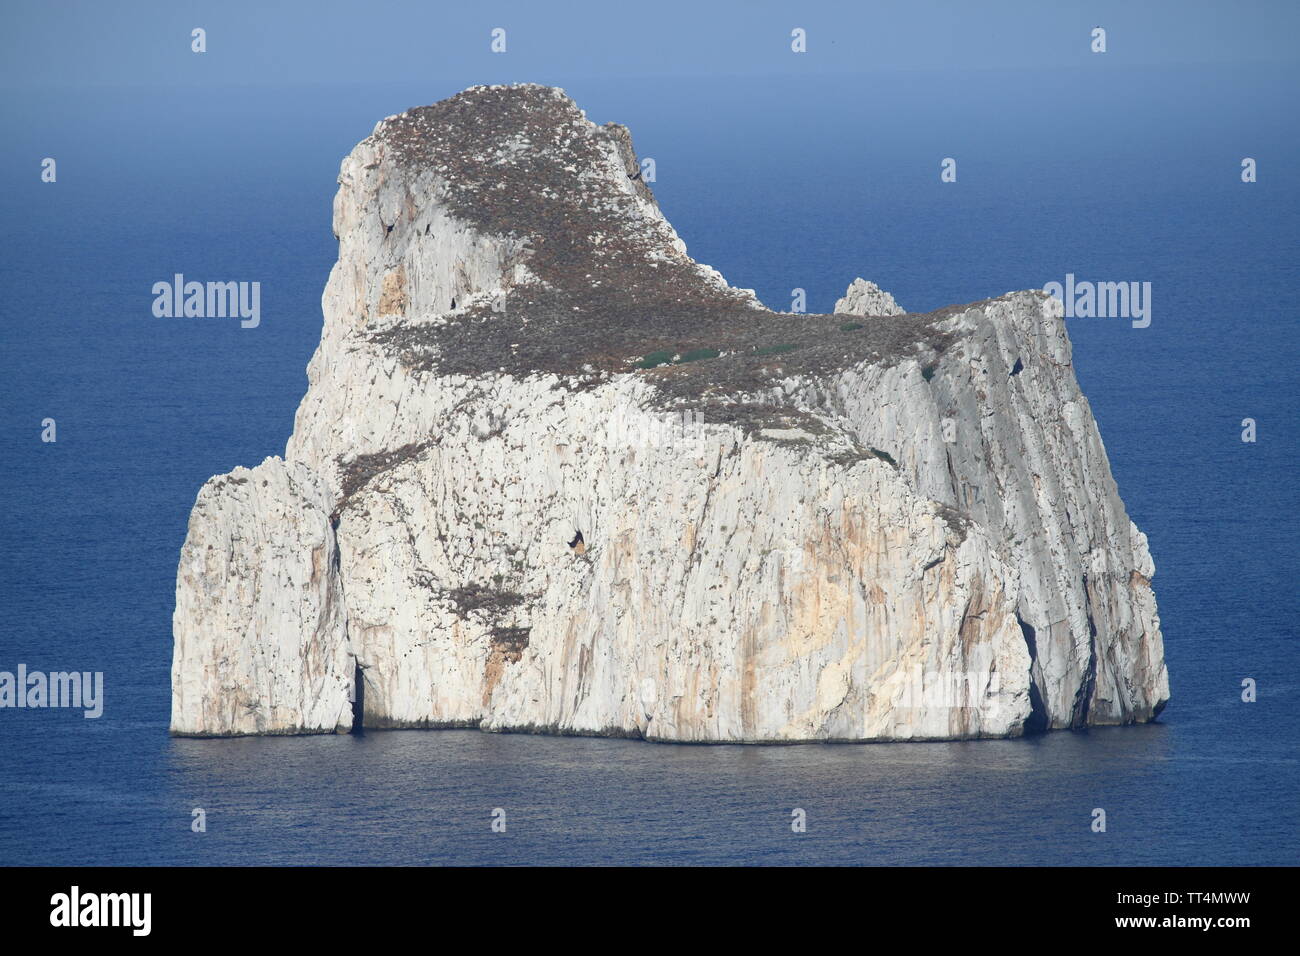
<box><xmin>171</xmin><ymin>84</ymin><xmax>1168</xmax><ymax>740</ymax></box>
<box><xmin>834</xmin><ymin>278</ymin><xmax>904</xmax><ymax>317</ymax></box>
<box><xmin>171</xmin><ymin>457</ymin><xmax>353</xmax><ymax>736</ymax></box>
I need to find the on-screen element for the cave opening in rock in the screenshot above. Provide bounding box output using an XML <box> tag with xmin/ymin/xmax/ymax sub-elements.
<box><xmin>568</xmin><ymin>530</ymin><xmax>585</xmax><ymax>555</ymax></box>
<box><xmin>1017</xmin><ymin>615</ymin><xmax>1049</xmax><ymax>734</ymax></box>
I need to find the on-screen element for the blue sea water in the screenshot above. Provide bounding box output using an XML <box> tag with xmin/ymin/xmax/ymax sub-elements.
<box><xmin>1</xmin><ymin>69</ymin><xmax>1296</xmax><ymax>865</ymax></box>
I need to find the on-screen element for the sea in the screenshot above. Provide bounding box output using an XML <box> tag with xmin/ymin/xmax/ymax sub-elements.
<box><xmin>1</xmin><ymin>68</ymin><xmax>1296</xmax><ymax>865</ymax></box>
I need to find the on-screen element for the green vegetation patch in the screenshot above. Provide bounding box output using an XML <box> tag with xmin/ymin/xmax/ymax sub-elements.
<box><xmin>635</xmin><ymin>350</ymin><xmax>675</xmax><ymax>369</ymax></box>
<box><xmin>868</xmin><ymin>447</ymin><xmax>898</xmax><ymax>467</ymax></box>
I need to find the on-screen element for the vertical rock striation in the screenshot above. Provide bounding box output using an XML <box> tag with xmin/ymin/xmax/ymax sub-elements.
<box><xmin>171</xmin><ymin>84</ymin><xmax>1168</xmax><ymax>740</ymax></box>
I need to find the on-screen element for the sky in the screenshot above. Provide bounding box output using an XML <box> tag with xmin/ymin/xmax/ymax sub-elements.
<box><xmin>2</xmin><ymin>0</ymin><xmax>1298</xmax><ymax>92</ymax></box>
<box><xmin>1</xmin><ymin>0</ymin><xmax>1294</xmax><ymax>318</ymax></box>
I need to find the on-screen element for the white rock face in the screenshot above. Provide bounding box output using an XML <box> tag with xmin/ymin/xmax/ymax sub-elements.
<box><xmin>834</xmin><ymin>278</ymin><xmax>904</xmax><ymax>316</ymax></box>
<box><xmin>816</xmin><ymin>292</ymin><xmax>1168</xmax><ymax>727</ymax></box>
<box><xmin>171</xmin><ymin>457</ymin><xmax>353</xmax><ymax>736</ymax></box>
<box><xmin>171</xmin><ymin>84</ymin><xmax>1168</xmax><ymax>740</ymax></box>
<box><xmin>331</xmin><ymin>376</ymin><xmax>1031</xmax><ymax>741</ymax></box>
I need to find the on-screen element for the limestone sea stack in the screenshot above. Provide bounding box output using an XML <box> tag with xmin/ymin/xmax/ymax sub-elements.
<box><xmin>170</xmin><ymin>84</ymin><xmax>1169</xmax><ymax>741</ymax></box>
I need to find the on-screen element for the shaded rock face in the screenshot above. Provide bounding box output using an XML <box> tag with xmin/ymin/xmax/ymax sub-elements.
<box><xmin>171</xmin><ymin>84</ymin><xmax>1168</xmax><ymax>741</ymax></box>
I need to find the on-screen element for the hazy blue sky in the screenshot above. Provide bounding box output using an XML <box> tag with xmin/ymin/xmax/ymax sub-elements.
<box><xmin>3</xmin><ymin>0</ymin><xmax>1298</xmax><ymax>90</ymax></box>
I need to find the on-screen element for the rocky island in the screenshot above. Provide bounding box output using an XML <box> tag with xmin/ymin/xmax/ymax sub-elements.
<box><xmin>171</xmin><ymin>84</ymin><xmax>1169</xmax><ymax>742</ymax></box>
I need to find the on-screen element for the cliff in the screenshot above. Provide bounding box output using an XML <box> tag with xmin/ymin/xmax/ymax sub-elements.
<box><xmin>171</xmin><ymin>84</ymin><xmax>1168</xmax><ymax>741</ymax></box>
